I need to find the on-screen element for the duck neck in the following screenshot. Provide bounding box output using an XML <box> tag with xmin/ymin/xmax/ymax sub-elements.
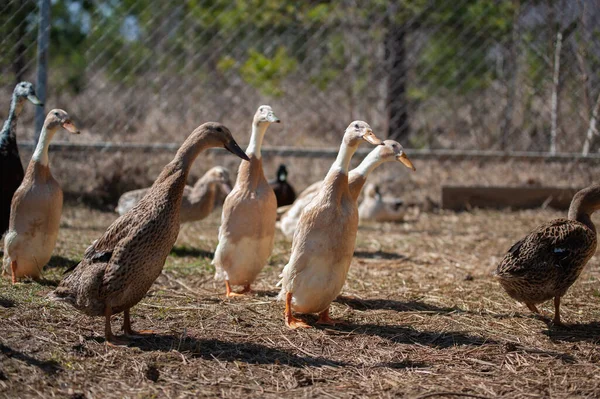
<box><xmin>246</xmin><ymin>122</ymin><xmax>268</xmax><ymax>159</ymax></box>
<box><xmin>568</xmin><ymin>195</ymin><xmax>597</xmax><ymax>233</ymax></box>
<box><xmin>1</xmin><ymin>94</ymin><xmax>25</xmax><ymax>141</ymax></box>
<box><xmin>348</xmin><ymin>151</ymin><xmax>382</xmax><ymax>201</ymax></box>
<box><xmin>32</xmin><ymin>124</ymin><xmax>58</xmax><ymax>167</ymax></box>
<box><xmin>329</xmin><ymin>140</ymin><xmax>358</xmax><ymax>176</ymax></box>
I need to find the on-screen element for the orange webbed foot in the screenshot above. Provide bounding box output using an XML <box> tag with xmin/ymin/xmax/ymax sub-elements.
<box><xmin>286</xmin><ymin>316</ymin><xmax>312</xmax><ymax>329</ymax></box>
<box><xmin>316</xmin><ymin>309</ymin><xmax>347</xmax><ymax>326</ymax></box>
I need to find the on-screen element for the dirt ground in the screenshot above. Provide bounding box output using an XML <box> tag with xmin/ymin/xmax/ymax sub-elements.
<box><xmin>1</xmin><ymin>205</ymin><xmax>600</xmax><ymax>398</ymax></box>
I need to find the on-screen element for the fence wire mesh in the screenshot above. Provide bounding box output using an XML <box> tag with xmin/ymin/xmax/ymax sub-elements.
<box><xmin>1</xmin><ymin>0</ymin><xmax>600</xmax><ymax>153</ymax></box>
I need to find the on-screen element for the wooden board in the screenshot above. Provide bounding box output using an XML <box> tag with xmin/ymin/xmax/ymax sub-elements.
<box><xmin>441</xmin><ymin>185</ymin><xmax>581</xmax><ymax>211</ymax></box>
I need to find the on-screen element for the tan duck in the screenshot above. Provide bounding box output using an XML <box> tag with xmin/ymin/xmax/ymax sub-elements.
<box><xmin>358</xmin><ymin>184</ymin><xmax>406</xmax><ymax>223</ymax></box>
<box><xmin>278</xmin><ymin>121</ymin><xmax>382</xmax><ymax>328</ymax></box>
<box><xmin>50</xmin><ymin>122</ymin><xmax>248</xmax><ymax>344</ymax></box>
<box><xmin>495</xmin><ymin>184</ymin><xmax>600</xmax><ymax>325</ymax></box>
<box><xmin>213</xmin><ymin>105</ymin><xmax>280</xmax><ymax>297</ymax></box>
<box><xmin>2</xmin><ymin>110</ymin><xmax>79</xmax><ymax>283</ymax></box>
<box><xmin>279</xmin><ymin>140</ymin><xmax>415</xmax><ymax>239</ymax></box>
<box><xmin>116</xmin><ymin>166</ymin><xmax>232</xmax><ymax>223</ymax></box>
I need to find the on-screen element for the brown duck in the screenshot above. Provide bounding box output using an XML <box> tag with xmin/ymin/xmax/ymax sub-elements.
<box><xmin>495</xmin><ymin>184</ymin><xmax>600</xmax><ymax>325</ymax></box>
<box><xmin>51</xmin><ymin>122</ymin><xmax>248</xmax><ymax>344</ymax></box>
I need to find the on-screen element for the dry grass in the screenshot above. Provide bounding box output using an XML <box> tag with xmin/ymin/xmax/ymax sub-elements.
<box><xmin>2</xmin><ymin>206</ymin><xmax>600</xmax><ymax>398</ymax></box>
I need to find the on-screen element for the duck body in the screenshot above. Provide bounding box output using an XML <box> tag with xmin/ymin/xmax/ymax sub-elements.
<box><xmin>3</xmin><ymin>162</ymin><xmax>62</xmax><ymax>279</ymax></box>
<box><xmin>358</xmin><ymin>184</ymin><xmax>405</xmax><ymax>222</ymax></box>
<box><xmin>270</xmin><ymin>164</ymin><xmax>296</xmax><ymax>207</ymax></box>
<box><xmin>51</xmin><ymin>122</ymin><xmax>249</xmax><ymax>343</ymax></box>
<box><xmin>278</xmin><ymin>121</ymin><xmax>383</xmax><ymax>327</ymax></box>
<box><xmin>213</xmin><ymin>105</ymin><xmax>280</xmax><ymax>296</ymax></box>
<box><xmin>0</xmin><ymin>82</ymin><xmax>42</xmax><ymax>236</ymax></box>
<box><xmin>495</xmin><ymin>183</ymin><xmax>600</xmax><ymax>325</ymax></box>
<box><xmin>214</xmin><ymin>156</ymin><xmax>277</xmax><ymax>287</ymax></box>
<box><xmin>3</xmin><ymin>110</ymin><xmax>77</xmax><ymax>282</ymax></box>
<box><xmin>280</xmin><ymin>172</ymin><xmax>357</xmax><ymax>315</ymax></box>
<box><xmin>116</xmin><ymin>166</ymin><xmax>231</xmax><ymax>223</ymax></box>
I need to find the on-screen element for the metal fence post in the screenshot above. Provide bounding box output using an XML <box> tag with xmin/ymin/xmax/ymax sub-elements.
<box><xmin>34</xmin><ymin>0</ymin><xmax>50</xmax><ymax>144</ymax></box>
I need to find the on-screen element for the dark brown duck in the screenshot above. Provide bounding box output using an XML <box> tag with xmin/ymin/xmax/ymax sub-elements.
<box><xmin>495</xmin><ymin>184</ymin><xmax>600</xmax><ymax>325</ymax></box>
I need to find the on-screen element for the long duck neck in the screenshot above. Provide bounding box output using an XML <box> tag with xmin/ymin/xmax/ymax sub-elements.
<box><xmin>32</xmin><ymin>124</ymin><xmax>58</xmax><ymax>167</ymax></box>
<box><xmin>321</xmin><ymin>139</ymin><xmax>358</xmax><ymax>204</ymax></box>
<box><xmin>154</xmin><ymin>135</ymin><xmax>211</xmax><ymax>189</ymax></box>
<box><xmin>348</xmin><ymin>150</ymin><xmax>383</xmax><ymax>201</ymax></box>
<box><xmin>568</xmin><ymin>187</ymin><xmax>600</xmax><ymax>233</ymax></box>
<box><xmin>246</xmin><ymin>122</ymin><xmax>268</xmax><ymax>159</ymax></box>
<box><xmin>1</xmin><ymin>94</ymin><xmax>25</xmax><ymax>141</ymax></box>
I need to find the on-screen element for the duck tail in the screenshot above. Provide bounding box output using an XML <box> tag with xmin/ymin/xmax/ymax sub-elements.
<box><xmin>47</xmin><ymin>287</ymin><xmax>76</xmax><ymax>305</ymax></box>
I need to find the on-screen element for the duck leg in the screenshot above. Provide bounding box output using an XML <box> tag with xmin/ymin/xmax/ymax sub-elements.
<box><xmin>552</xmin><ymin>296</ymin><xmax>564</xmax><ymax>327</ymax></box>
<box><xmin>525</xmin><ymin>302</ymin><xmax>541</xmax><ymax>314</ymax></box>
<box><xmin>316</xmin><ymin>307</ymin><xmax>346</xmax><ymax>326</ymax></box>
<box><xmin>285</xmin><ymin>292</ymin><xmax>310</xmax><ymax>329</ymax></box>
<box><xmin>225</xmin><ymin>280</ymin><xmax>251</xmax><ymax>298</ymax></box>
<box><xmin>10</xmin><ymin>261</ymin><xmax>17</xmax><ymax>284</ymax></box>
<box><xmin>104</xmin><ymin>307</ymin><xmax>127</xmax><ymax>346</ymax></box>
<box><xmin>123</xmin><ymin>308</ymin><xmax>156</xmax><ymax>338</ymax></box>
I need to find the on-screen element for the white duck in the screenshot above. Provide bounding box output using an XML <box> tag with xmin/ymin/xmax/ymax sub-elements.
<box><xmin>213</xmin><ymin>105</ymin><xmax>281</xmax><ymax>297</ymax></box>
<box><xmin>278</xmin><ymin>121</ymin><xmax>383</xmax><ymax>328</ymax></box>
<box><xmin>279</xmin><ymin>140</ymin><xmax>415</xmax><ymax>239</ymax></box>
<box><xmin>116</xmin><ymin>166</ymin><xmax>232</xmax><ymax>223</ymax></box>
<box><xmin>3</xmin><ymin>110</ymin><xmax>79</xmax><ymax>283</ymax></box>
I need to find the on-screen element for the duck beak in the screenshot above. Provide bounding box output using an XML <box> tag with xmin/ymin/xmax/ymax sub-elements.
<box><xmin>267</xmin><ymin>113</ymin><xmax>281</xmax><ymax>123</ymax></box>
<box><xmin>397</xmin><ymin>153</ymin><xmax>415</xmax><ymax>171</ymax></box>
<box><xmin>27</xmin><ymin>93</ymin><xmax>43</xmax><ymax>106</ymax></box>
<box><xmin>362</xmin><ymin>130</ymin><xmax>383</xmax><ymax>145</ymax></box>
<box><xmin>225</xmin><ymin>139</ymin><xmax>250</xmax><ymax>161</ymax></box>
<box><xmin>62</xmin><ymin>120</ymin><xmax>80</xmax><ymax>134</ymax></box>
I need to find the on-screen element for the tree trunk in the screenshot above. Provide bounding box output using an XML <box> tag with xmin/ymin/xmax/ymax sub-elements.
<box><xmin>385</xmin><ymin>23</ymin><xmax>409</xmax><ymax>142</ymax></box>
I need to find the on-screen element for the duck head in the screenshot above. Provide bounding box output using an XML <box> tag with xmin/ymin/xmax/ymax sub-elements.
<box><xmin>193</xmin><ymin>122</ymin><xmax>249</xmax><ymax>161</ymax></box>
<box><xmin>378</xmin><ymin>140</ymin><xmax>415</xmax><ymax>171</ymax></box>
<box><xmin>44</xmin><ymin>109</ymin><xmax>80</xmax><ymax>134</ymax></box>
<box><xmin>277</xmin><ymin>164</ymin><xmax>288</xmax><ymax>182</ymax></box>
<box><xmin>207</xmin><ymin>166</ymin><xmax>233</xmax><ymax>194</ymax></box>
<box><xmin>14</xmin><ymin>81</ymin><xmax>43</xmax><ymax>106</ymax></box>
<box><xmin>344</xmin><ymin>121</ymin><xmax>382</xmax><ymax>147</ymax></box>
<box><xmin>254</xmin><ymin>105</ymin><xmax>281</xmax><ymax>126</ymax></box>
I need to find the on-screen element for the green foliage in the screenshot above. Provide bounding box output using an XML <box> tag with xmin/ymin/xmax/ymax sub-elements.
<box><xmin>239</xmin><ymin>47</ymin><xmax>297</xmax><ymax>96</ymax></box>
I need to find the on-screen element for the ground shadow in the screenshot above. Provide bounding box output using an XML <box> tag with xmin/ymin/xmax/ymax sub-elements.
<box><xmin>543</xmin><ymin>321</ymin><xmax>600</xmax><ymax>343</ymax></box>
<box><xmin>45</xmin><ymin>255</ymin><xmax>80</xmax><ymax>271</ymax></box>
<box><xmin>335</xmin><ymin>296</ymin><xmax>467</xmax><ymax>315</ymax></box>
<box><xmin>353</xmin><ymin>250</ymin><xmax>406</xmax><ymax>260</ymax></box>
<box><xmin>170</xmin><ymin>245</ymin><xmax>214</xmax><ymax>259</ymax></box>
<box><xmin>98</xmin><ymin>334</ymin><xmax>347</xmax><ymax>368</ymax></box>
<box><xmin>0</xmin><ymin>343</ymin><xmax>62</xmax><ymax>375</ymax></box>
<box><xmin>317</xmin><ymin>321</ymin><xmax>496</xmax><ymax>349</ymax></box>
<box><xmin>0</xmin><ymin>296</ymin><xmax>15</xmax><ymax>308</ymax></box>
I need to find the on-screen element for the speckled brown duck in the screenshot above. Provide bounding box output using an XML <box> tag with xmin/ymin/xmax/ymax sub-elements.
<box><xmin>495</xmin><ymin>184</ymin><xmax>600</xmax><ymax>325</ymax></box>
<box><xmin>50</xmin><ymin>122</ymin><xmax>248</xmax><ymax>345</ymax></box>
<box><xmin>0</xmin><ymin>82</ymin><xmax>42</xmax><ymax>236</ymax></box>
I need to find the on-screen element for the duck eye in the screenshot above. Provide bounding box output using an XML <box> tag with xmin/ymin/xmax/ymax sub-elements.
<box><xmin>54</xmin><ymin>112</ymin><xmax>59</xmax><ymax>117</ymax></box>
<box><xmin>216</xmin><ymin>127</ymin><xmax>222</xmax><ymax>132</ymax></box>
<box><xmin>354</xmin><ymin>123</ymin><xmax>359</xmax><ymax>129</ymax></box>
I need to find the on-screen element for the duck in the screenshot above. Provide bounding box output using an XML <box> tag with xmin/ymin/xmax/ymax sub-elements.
<box><xmin>495</xmin><ymin>183</ymin><xmax>600</xmax><ymax>326</ymax></box>
<box><xmin>50</xmin><ymin>122</ymin><xmax>249</xmax><ymax>344</ymax></box>
<box><xmin>0</xmin><ymin>82</ymin><xmax>43</xmax><ymax>236</ymax></box>
<box><xmin>278</xmin><ymin>121</ymin><xmax>383</xmax><ymax>328</ymax></box>
<box><xmin>358</xmin><ymin>184</ymin><xmax>406</xmax><ymax>223</ymax></box>
<box><xmin>116</xmin><ymin>166</ymin><xmax>232</xmax><ymax>223</ymax></box>
<box><xmin>270</xmin><ymin>164</ymin><xmax>296</xmax><ymax>207</ymax></box>
<box><xmin>2</xmin><ymin>110</ymin><xmax>79</xmax><ymax>283</ymax></box>
<box><xmin>213</xmin><ymin>105</ymin><xmax>281</xmax><ymax>297</ymax></box>
<box><xmin>279</xmin><ymin>140</ymin><xmax>415</xmax><ymax>239</ymax></box>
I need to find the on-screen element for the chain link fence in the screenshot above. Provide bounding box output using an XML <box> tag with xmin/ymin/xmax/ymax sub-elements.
<box><xmin>1</xmin><ymin>0</ymin><xmax>600</xmax><ymax>154</ymax></box>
